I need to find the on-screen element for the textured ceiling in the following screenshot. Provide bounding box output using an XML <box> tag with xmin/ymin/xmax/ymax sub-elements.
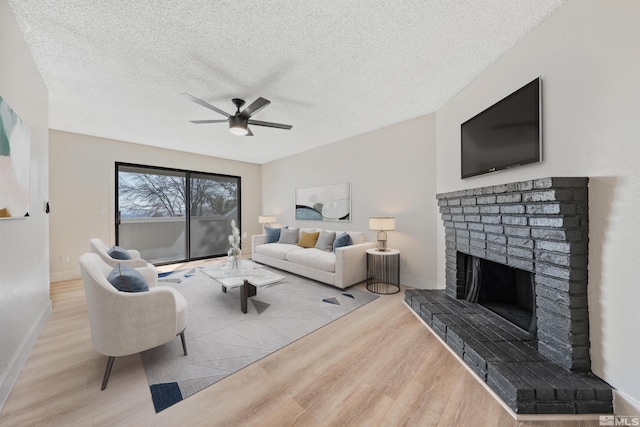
<box><xmin>9</xmin><ymin>0</ymin><xmax>565</xmax><ymax>164</ymax></box>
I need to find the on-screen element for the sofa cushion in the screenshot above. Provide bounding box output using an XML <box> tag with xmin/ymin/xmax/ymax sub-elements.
<box><xmin>278</xmin><ymin>227</ymin><xmax>299</xmax><ymax>244</ymax></box>
<box><xmin>333</xmin><ymin>232</ymin><xmax>352</xmax><ymax>251</ymax></box>
<box><xmin>265</xmin><ymin>226</ymin><xmax>282</xmax><ymax>243</ymax></box>
<box><xmin>298</xmin><ymin>231</ymin><xmax>320</xmax><ymax>248</ymax></box>
<box><xmin>315</xmin><ymin>230</ymin><xmax>336</xmax><ymax>252</ymax></box>
<box><xmin>107</xmin><ymin>263</ymin><xmax>149</xmax><ymax>292</ymax></box>
<box><xmin>108</xmin><ymin>245</ymin><xmax>132</xmax><ymax>260</ymax></box>
<box><xmin>255</xmin><ymin>243</ymin><xmax>303</xmax><ymax>260</ymax></box>
<box><xmin>285</xmin><ymin>248</ymin><xmax>336</xmax><ymax>273</ymax></box>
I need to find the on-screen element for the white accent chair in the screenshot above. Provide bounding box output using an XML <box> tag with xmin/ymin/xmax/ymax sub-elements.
<box><xmin>79</xmin><ymin>253</ymin><xmax>188</xmax><ymax>390</ymax></box>
<box><xmin>89</xmin><ymin>237</ymin><xmax>155</xmax><ymax>270</ymax></box>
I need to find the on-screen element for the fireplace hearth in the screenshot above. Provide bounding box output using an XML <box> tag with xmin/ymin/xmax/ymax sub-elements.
<box><xmin>405</xmin><ymin>177</ymin><xmax>612</xmax><ymax>415</ymax></box>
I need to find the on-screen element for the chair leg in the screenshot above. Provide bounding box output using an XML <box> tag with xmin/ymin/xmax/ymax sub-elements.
<box><xmin>179</xmin><ymin>330</ymin><xmax>187</xmax><ymax>356</ymax></box>
<box><xmin>101</xmin><ymin>356</ymin><xmax>115</xmax><ymax>390</ymax></box>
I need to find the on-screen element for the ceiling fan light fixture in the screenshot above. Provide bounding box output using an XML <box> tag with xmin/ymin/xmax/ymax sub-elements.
<box><xmin>228</xmin><ymin>116</ymin><xmax>248</xmax><ymax>136</ymax></box>
<box><xmin>229</xmin><ymin>125</ymin><xmax>248</xmax><ymax>136</ymax></box>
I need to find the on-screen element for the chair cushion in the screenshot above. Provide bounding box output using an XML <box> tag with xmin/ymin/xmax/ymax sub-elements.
<box><xmin>107</xmin><ymin>245</ymin><xmax>132</xmax><ymax>260</ymax></box>
<box><xmin>278</xmin><ymin>227</ymin><xmax>299</xmax><ymax>244</ymax></box>
<box><xmin>265</xmin><ymin>226</ymin><xmax>282</xmax><ymax>243</ymax></box>
<box><xmin>333</xmin><ymin>232</ymin><xmax>352</xmax><ymax>251</ymax></box>
<box><xmin>285</xmin><ymin>248</ymin><xmax>336</xmax><ymax>273</ymax></box>
<box><xmin>315</xmin><ymin>230</ymin><xmax>336</xmax><ymax>252</ymax></box>
<box><xmin>298</xmin><ymin>231</ymin><xmax>320</xmax><ymax>248</ymax></box>
<box><xmin>107</xmin><ymin>264</ymin><xmax>149</xmax><ymax>292</ymax></box>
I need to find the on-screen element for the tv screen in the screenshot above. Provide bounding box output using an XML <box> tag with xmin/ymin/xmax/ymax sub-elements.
<box><xmin>461</xmin><ymin>78</ymin><xmax>541</xmax><ymax>179</ymax></box>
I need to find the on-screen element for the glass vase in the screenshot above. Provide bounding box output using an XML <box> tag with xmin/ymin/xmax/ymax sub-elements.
<box><xmin>228</xmin><ymin>248</ymin><xmax>239</xmax><ymax>270</ymax></box>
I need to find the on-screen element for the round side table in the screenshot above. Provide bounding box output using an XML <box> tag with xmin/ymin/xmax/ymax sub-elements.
<box><xmin>366</xmin><ymin>248</ymin><xmax>400</xmax><ymax>294</ymax></box>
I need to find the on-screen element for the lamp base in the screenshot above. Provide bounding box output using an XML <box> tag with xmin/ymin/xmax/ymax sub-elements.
<box><xmin>376</xmin><ymin>231</ymin><xmax>388</xmax><ymax>251</ymax></box>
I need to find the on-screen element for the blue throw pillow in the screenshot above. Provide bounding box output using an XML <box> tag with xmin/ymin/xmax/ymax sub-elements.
<box><xmin>333</xmin><ymin>232</ymin><xmax>352</xmax><ymax>252</ymax></box>
<box><xmin>108</xmin><ymin>245</ymin><xmax>132</xmax><ymax>260</ymax></box>
<box><xmin>265</xmin><ymin>226</ymin><xmax>282</xmax><ymax>243</ymax></box>
<box><xmin>107</xmin><ymin>264</ymin><xmax>149</xmax><ymax>293</ymax></box>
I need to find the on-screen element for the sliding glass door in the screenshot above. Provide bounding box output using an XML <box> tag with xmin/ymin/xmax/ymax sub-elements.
<box><xmin>116</xmin><ymin>163</ymin><xmax>240</xmax><ymax>264</ymax></box>
<box><xmin>189</xmin><ymin>172</ymin><xmax>240</xmax><ymax>258</ymax></box>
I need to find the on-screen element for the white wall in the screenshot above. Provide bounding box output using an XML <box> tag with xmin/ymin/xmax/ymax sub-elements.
<box><xmin>0</xmin><ymin>0</ymin><xmax>50</xmax><ymax>409</ymax></box>
<box><xmin>262</xmin><ymin>114</ymin><xmax>438</xmax><ymax>289</ymax></box>
<box><xmin>436</xmin><ymin>0</ymin><xmax>640</xmax><ymax>414</ymax></box>
<box><xmin>49</xmin><ymin>130</ymin><xmax>263</xmax><ymax>282</ymax></box>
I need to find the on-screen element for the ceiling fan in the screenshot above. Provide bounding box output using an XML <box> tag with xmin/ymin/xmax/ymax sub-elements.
<box><xmin>181</xmin><ymin>93</ymin><xmax>292</xmax><ymax>136</ymax></box>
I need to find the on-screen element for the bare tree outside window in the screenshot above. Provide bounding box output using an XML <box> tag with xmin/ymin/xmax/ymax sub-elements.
<box><xmin>190</xmin><ymin>176</ymin><xmax>238</xmax><ymax>217</ymax></box>
<box><xmin>119</xmin><ymin>172</ymin><xmax>186</xmax><ymax>218</ymax></box>
<box><xmin>118</xmin><ymin>172</ymin><xmax>237</xmax><ymax>218</ymax></box>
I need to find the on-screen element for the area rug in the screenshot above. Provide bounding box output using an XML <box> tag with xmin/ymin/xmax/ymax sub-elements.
<box><xmin>142</xmin><ymin>264</ymin><xmax>378</xmax><ymax>412</ymax></box>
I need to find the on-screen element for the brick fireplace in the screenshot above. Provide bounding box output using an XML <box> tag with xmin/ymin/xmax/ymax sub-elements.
<box><xmin>405</xmin><ymin>177</ymin><xmax>612</xmax><ymax>414</ymax></box>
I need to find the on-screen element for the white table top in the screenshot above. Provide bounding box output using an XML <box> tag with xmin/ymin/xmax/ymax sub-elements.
<box><xmin>366</xmin><ymin>248</ymin><xmax>400</xmax><ymax>256</ymax></box>
<box><xmin>201</xmin><ymin>260</ymin><xmax>284</xmax><ymax>288</ymax></box>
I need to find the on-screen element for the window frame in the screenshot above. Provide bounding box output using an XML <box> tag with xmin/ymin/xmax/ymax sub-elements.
<box><xmin>115</xmin><ymin>162</ymin><xmax>242</xmax><ymax>265</ymax></box>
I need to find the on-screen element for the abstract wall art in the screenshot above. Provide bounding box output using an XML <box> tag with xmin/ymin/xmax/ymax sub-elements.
<box><xmin>0</xmin><ymin>96</ymin><xmax>31</xmax><ymax>219</ymax></box>
<box><xmin>295</xmin><ymin>182</ymin><xmax>351</xmax><ymax>222</ymax></box>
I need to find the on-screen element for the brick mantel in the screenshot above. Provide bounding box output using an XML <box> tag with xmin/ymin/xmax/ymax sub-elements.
<box><xmin>436</xmin><ymin>177</ymin><xmax>590</xmax><ymax>372</ymax></box>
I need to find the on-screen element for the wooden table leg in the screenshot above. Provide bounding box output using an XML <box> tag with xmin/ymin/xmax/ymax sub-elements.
<box><xmin>241</xmin><ymin>280</ymin><xmax>257</xmax><ymax>314</ymax></box>
<box><xmin>241</xmin><ymin>280</ymin><xmax>248</xmax><ymax>313</ymax></box>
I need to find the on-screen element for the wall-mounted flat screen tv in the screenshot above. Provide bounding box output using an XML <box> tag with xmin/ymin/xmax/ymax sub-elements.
<box><xmin>461</xmin><ymin>78</ymin><xmax>541</xmax><ymax>179</ymax></box>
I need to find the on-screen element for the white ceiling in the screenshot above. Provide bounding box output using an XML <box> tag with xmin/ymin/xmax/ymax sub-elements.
<box><xmin>9</xmin><ymin>0</ymin><xmax>565</xmax><ymax>164</ymax></box>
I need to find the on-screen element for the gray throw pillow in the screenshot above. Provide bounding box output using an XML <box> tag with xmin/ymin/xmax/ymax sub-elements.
<box><xmin>108</xmin><ymin>245</ymin><xmax>132</xmax><ymax>260</ymax></box>
<box><xmin>107</xmin><ymin>263</ymin><xmax>149</xmax><ymax>293</ymax></box>
<box><xmin>278</xmin><ymin>227</ymin><xmax>299</xmax><ymax>244</ymax></box>
<box><xmin>315</xmin><ymin>230</ymin><xmax>336</xmax><ymax>252</ymax></box>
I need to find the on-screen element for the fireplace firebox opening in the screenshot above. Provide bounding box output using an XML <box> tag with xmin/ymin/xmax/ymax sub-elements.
<box><xmin>462</xmin><ymin>253</ymin><xmax>536</xmax><ymax>335</ymax></box>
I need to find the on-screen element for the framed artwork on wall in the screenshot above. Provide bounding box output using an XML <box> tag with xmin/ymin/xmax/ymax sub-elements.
<box><xmin>0</xmin><ymin>96</ymin><xmax>31</xmax><ymax>219</ymax></box>
<box><xmin>295</xmin><ymin>182</ymin><xmax>351</xmax><ymax>222</ymax></box>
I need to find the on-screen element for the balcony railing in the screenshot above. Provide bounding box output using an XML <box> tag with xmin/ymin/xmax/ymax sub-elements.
<box><xmin>119</xmin><ymin>215</ymin><xmax>234</xmax><ymax>264</ymax></box>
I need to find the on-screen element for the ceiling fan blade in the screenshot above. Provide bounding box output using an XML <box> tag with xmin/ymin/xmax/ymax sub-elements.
<box><xmin>180</xmin><ymin>93</ymin><xmax>230</xmax><ymax>118</ymax></box>
<box><xmin>239</xmin><ymin>97</ymin><xmax>270</xmax><ymax>119</ymax></box>
<box><xmin>246</xmin><ymin>127</ymin><xmax>254</xmax><ymax>136</ymax></box>
<box><xmin>189</xmin><ymin>119</ymin><xmax>228</xmax><ymax>124</ymax></box>
<box><xmin>248</xmin><ymin>119</ymin><xmax>292</xmax><ymax>130</ymax></box>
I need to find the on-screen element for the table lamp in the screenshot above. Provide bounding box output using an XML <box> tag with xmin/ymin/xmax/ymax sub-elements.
<box><xmin>258</xmin><ymin>215</ymin><xmax>276</xmax><ymax>230</ymax></box>
<box><xmin>369</xmin><ymin>217</ymin><xmax>395</xmax><ymax>251</ymax></box>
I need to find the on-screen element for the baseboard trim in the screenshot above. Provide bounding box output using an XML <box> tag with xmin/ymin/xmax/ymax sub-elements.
<box><xmin>400</xmin><ymin>273</ymin><xmax>437</xmax><ymax>289</ymax></box>
<box><xmin>50</xmin><ymin>270</ymin><xmax>80</xmax><ymax>283</ymax></box>
<box><xmin>0</xmin><ymin>299</ymin><xmax>52</xmax><ymax>411</ymax></box>
<box><xmin>614</xmin><ymin>390</ymin><xmax>640</xmax><ymax>416</ymax></box>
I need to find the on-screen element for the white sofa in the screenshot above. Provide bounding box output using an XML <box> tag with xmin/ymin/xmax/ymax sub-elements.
<box><xmin>251</xmin><ymin>228</ymin><xmax>375</xmax><ymax>289</ymax></box>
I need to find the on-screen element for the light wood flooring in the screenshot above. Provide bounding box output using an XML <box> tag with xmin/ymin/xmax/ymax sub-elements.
<box><xmin>0</xmin><ymin>260</ymin><xmax>600</xmax><ymax>426</ymax></box>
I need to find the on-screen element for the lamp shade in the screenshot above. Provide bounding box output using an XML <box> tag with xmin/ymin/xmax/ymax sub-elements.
<box><xmin>369</xmin><ymin>217</ymin><xmax>395</xmax><ymax>231</ymax></box>
<box><xmin>259</xmin><ymin>215</ymin><xmax>276</xmax><ymax>224</ymax></box>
